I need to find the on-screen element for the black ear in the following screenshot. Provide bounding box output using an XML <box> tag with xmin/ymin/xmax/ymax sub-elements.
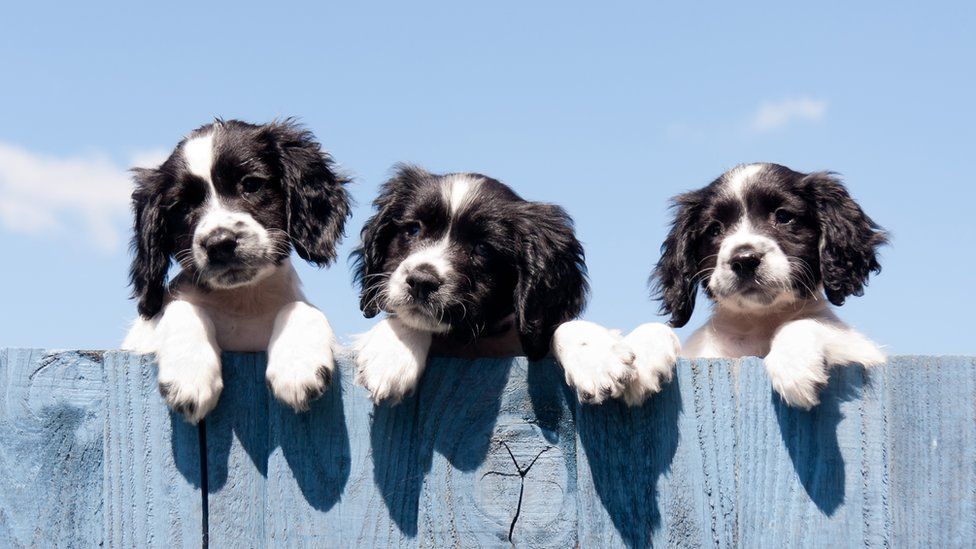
<box><xmin>652</xmin><ymin>189</ymin><xmax>707</xmax><ymax>328</ymax></box>
<box><xmin>514</xmin><ymin>203</ymin><xmax>589</xmax><ymax>360</ymax></box>
<box><xmin>352</xmin><ymin>165</ymin><xmax>428</xmax><ymax>318</ymax></box>
<box><xmin>129</xmin><ymin>168</ymin><xmax>172</xmax><ymax>319</ymax></box>
<box><xmin>806</xmin><ymin>172</ymin><xmax>887</xmax><ymax>306</ymax></box>
<box><xmin>265</xmin><ymin>120</ymin><xmax>351</xmax><ymax>266</ymax></box>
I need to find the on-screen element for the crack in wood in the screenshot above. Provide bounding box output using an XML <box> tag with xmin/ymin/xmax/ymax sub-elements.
<box><xmin>500</xmin><ymin>441</ymin><xmax>552</xmax><ymax>543</ymax></box>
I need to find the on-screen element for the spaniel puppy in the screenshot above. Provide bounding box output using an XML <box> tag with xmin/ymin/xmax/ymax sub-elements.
<box><xmin>352</xmin><ymin>165</ymin><xmax>602</xmax><ymax>403</ymax></box>
<box><xmin>122</xmin><ymin>119</ymin><xmax>351</xmax><ymax>423</ymax></box>
<box><xmin>652</xmin><ymin>163</ymin><xmax>887</xmax><ymax>408</ymax></box>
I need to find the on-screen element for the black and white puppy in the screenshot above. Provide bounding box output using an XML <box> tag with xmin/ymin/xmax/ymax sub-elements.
<box><xmin>352</xmin><ymin>165</ymin><xmax>599</xmax><ymax>403</ymax></box>
<box><xmin>652</xmin><ymin>163</ymin><xmax>887</xmax><ymax>408</ymax></box>
<box><xmin>122</xmin><ymin>119</ymin><xmax>351</xmax><ymax>423</ymax></box>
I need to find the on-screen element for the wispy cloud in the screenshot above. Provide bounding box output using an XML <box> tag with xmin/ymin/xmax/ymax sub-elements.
<box><xmin>748</xmin><ymin>97</ymin><xmax>828</xmax><ymax>133</ymax></box>
<box><xmin>0</xmin><ymin>143</ymin><xmax>167</xmax><ymax>252</ymax></box>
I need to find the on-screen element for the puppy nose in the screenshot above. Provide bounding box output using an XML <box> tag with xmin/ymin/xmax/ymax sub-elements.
<box><xmin>730</xmin><ymin>251</ymin><xmax>763</xmax><ymax>278</ymax></box>
<box><xmin>405</xmin><ymin>267</ymin><xmax>442</xmax><ymax>300</ymax></box>
<box><xmin>204</xmin><ymin>229</ymin><xmax>238</xmax><ymax>263</ymax></box>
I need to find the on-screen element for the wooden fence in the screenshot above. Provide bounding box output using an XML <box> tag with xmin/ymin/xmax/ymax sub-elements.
<box><xmin>0</xmin><ymin>348</ymin><xmax>973</xmax><ymax>547</ymax></box>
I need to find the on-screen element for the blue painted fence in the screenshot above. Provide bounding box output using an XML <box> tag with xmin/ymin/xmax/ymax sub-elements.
<box><xmin>1</xmin><ymin>348</ymin><xmax>973</xmax><ymax>547</ymax></box>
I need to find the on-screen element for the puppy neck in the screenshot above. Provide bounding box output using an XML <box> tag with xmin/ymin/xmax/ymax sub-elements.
<box><xmin>708</xmin><ymin>295</ymin><xmax>832</xmax><ymax>338</ymax></box>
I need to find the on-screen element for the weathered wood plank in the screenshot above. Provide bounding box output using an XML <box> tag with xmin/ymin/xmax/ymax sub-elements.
<box><xmin>4</xmin><ymin>350</ymin><xmax>975</xmax><ymax>548</ymax></box>
<box><xmin>0</xmin><ymin>349</ymin><xmax>105</xmax><ymax>547</ymax></box>
<box><xmin>101</xmin><ymin>351</ymin><xmax>202</xmax><ymax>548</ymax></box>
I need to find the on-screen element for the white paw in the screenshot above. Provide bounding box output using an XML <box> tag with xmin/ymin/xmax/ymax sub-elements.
<box><xmin>267</xmin><ymin>302</ymin><xmax>337</xmax><ymax>412</ymax></box>
<box><xmin>621</xmin><ymin>323</ymin><xmax>680</xmax><ymax>406</ymax></box>
<box><xmin>156</xmin><ymin>346</ymin><xmax>223</xmax><ymax>424</ymax></box>
<box><xmin>354</xmin><ymin>319</ymin><xmax>431</xmax><ymax>404</ymax></box>
<box><xmin>552</xmin><ymin>320</ymin><xmax>636</xmax><ymax>404</ymax></box>
<box><xmin>764</xmin><ymin>347</ymin><xmax>828</xmax><ymax>410</ymax></box>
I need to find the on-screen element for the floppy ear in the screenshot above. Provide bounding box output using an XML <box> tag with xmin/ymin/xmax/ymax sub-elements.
<box><xmin>129</xmin><ymin>168</ymin><xmax>172</xmax><ymax>319</ymax></box>
<box><xmin>652</xmin><ymin>190</ymin><xmax>707</xmax><ymax>328</ymax></box>
<box><xmin>806</xmin><ymin>172</ymin><xmax>887</xmax><ymax>306</ymax></box>
<box><xmin>514</xmin><ymin>203</ymin><xmax>589</xmax><ymax>360</ymax></box>
<box><xmin>266</xmin><ymin>120</ymin><xmax>351</xmax><ymax>266</ymax></box>
<box><xmin>352</xmin><ymin>165</ymin><xmax>428</xmax><ymax>317</ymax></box>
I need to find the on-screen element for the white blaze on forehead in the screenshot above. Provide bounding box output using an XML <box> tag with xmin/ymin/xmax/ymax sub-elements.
<box><xmin>183</xmin><ymin>132</ymin><xmax>215</xmax><ymax>185</ymax></box>
<box><xmin>724</xmin><ymin>163</ymin><xmax>764</xmax><ymax>199</ymax></box>
<box><xmin>442</xmin><ymin>174</ymin><xmax>480</xmax><ymax>216</ymax></box>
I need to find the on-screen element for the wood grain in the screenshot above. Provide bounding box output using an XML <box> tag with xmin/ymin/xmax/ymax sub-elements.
<box><xmin>2</xmin><ymin>350</ymin><xmax>974</xmax><ymax>548</ymax></box>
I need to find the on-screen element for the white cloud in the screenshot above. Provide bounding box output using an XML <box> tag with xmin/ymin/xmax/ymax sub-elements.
<box><xmin>0</xmin><ymin>143</ymin><xmax>168</xmax><ymax>252</ymax></box>
<box><xmin>748</xmin><ymin>97</ymin><xmax>828</xmax><ymax>133</ymax></box>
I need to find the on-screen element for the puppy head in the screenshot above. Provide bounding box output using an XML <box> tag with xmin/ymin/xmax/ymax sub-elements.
<box><xmin>129</xmin><ymin>119</ymin><xmax>351</xmax><ymax>318</ymax></box>
<box><xmin>353</xmin><ymin>165</ymin><xmax>588</xmax><ymax>359</ymax></box>
<box><xmin>653</xmin><ymin>163</ymin><xmax>886</xmax><ymax>326</ymax></box>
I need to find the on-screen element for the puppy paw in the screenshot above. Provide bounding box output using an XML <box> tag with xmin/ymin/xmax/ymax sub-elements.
<box><xmin>764</xmin><ymin>347</ymin><xmax>829</xmax><ymax>410</ymax></box>
<box><xmin>157</xmin><ymin>347</ymin><xmax>223</xmax><ymax>424</ymax></box>
<box><xmin>267</xmin><ymin>302</ymin><xmax>336</xmax><ymax>412</ymax></box>
<box><xmin>354</xmin><ymin>319</ymin><xmax>431</xmax><ymax>404</ymax></box>
<box><xmin>552</xmin><ymin>320</ymin><xmax>637</xmax><ymax>404</ymax></box>
<box><xmin>621</xmin><ymin>323</ymin><xmax>680</xmax><ymax>406</ymax></box>
<box><xmin>266</xmin><ymin>346</ymin><xmax>335</xmax><ymax>412</ymax></box>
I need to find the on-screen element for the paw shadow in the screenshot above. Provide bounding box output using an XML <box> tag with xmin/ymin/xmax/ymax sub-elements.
<box><xmin>575</xmin><ymin>375</ymin><xmax>682</xmax><ymax>548</ymax></box>
<box><xmin>199</xmin><ymin>352</ymin><xmax>351</xmax><ymax>512</ymax></box>
<box><xmin>773</xmin><ymin>364</ymin><xmax>866</xmax><ymax>516</ymax></box>
<box><xmin>369</xmin><ymin>356</ymin><xmax>514</xmax><ymax>536</ymax></box>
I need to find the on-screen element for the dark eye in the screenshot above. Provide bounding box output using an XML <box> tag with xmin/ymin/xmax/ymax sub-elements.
<box><xmin>473</xmin><ymin>242</ymin><xmax>491</xmax><ymax>257</ymax></box>
<box><xmin>774</xmin><ymin>208</ymin><xmax>795</xmax><ymax>224</ymax></box>
<box><xmin>403</xmin><ymin>221</ymin><xmax>422</xmax><ymax>237</ymax></box>
<box><xmin>241</xmin><ymin>176</ymin><xmax>266</xmax><ymax>194</ymax></box>
<box><xmin>169</xmin><ymin>201</ymin><xmax>192</xmax><ymax>216</ymax></box>
<box><xmin>707</xmin><ymin>222</ymin><xmax>723</xmax><ymax>237</ymax></box>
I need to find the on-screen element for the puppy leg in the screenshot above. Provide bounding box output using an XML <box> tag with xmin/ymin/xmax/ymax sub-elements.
<box><xmin>154</xmin><ymin>300</ymin><xmax>223</xmax><ymax>423</ymax></box>
<box><xmin>764</xmin><ymin>318</ymin><xmax>835</xmax><ymax>409</ymax></box>
<box><xmin>266</xmin><ymin>301</ymin><xmax>337</xmax><ymax>412</ymax></box>
<box><xmin>552</xmin><ymin>320</ymin><xmax>637</xmax><ymax>405</ymax></box>
<box><xmin>620</xmin><ymin>323</ymin><xmax>680</xmax><ymax>406</ymax></box>
<box><xmin>354</xmin><ymin>317</ymin><xmax>432</xmax><ymax>404</ymax></box>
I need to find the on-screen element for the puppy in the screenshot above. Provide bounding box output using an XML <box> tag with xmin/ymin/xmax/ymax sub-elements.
<box><xmin>652</xmin><ymin>163</ymin><xmax>887</xmax><ymax>408</ymax></box>
<box><xmin>352</xmin><ymin>165</ymin><xmax>594</xmax><ymax>403</ymax></box>
<box><xmin>121</xmin><ymin>119</ymin><xmax>351</xmax><ymax>423</ymax></box>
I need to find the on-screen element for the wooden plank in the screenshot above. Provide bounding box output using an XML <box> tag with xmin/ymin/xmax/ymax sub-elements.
<box><xmin>101</xmin><ymin>350</ymin><xmax>203</xmax><ymax>548</ymax></box>
<box><xmin>414</xmin><ymin>357</ymin><xmax>578</xmax><ymax>547</ymax></box>
<box><xmin>0</xmin><ymin>349</ymin><xmax>105</xmax><ymax>547</ymax></box>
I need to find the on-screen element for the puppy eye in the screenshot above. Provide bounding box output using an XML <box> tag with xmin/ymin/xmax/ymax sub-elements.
<box><xmin>403</xmin><ymin>221</ymin><xmax>422</xmax><ymax>237</ymax></box>
<box><xmin>707</xmin><ymin>222</ymin><xmax>723</xmax><ymax>237</ymax></box>
<box><xmin>774</xmin><ymin>208</ymin><xmax>796</xmax><ymax>224</ymax></box>
<box><xmin>241</xmin><ymin>176</ymin><xmax>266</xmax><ymax>194</ymax></box>
<box><xmin>473</xmin><ymin>242</ymin><xmax>491</xmax><ymax>257</ymax></box>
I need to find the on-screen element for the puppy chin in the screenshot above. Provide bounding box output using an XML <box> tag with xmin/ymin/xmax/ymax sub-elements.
<box><xmin>709</xmin><ymin>278</ymin><xmax>799</xmax><ymax>313</ymax></box>
<box><xmin>389</xmin><ymin>306</ymin><xmax>452</xmax><ymax>334</ymax></box>
<box><xmin>199</xmin><ymin>262</ymin><xmax>277</xmax><ymax>290</ymax></box>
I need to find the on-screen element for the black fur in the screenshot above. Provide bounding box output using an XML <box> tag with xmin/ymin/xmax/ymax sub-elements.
<box><xmin>652</xmin><ymin>163</ymin><xmax>886</xmax><ymax>326</ymax></box>
<box><xmin>353</xmin><ymin>165</ymin><xmax>588</xmax><ymax>360</ymax></box>
<box><xmin>128</xmin><ymin>119</ymin><xmax>351</xmax><ymax>318</ymax></box>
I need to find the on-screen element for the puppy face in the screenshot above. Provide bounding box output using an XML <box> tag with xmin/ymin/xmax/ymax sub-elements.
<box><xmin>654</xmin><ymin>163</ymin><xmax>886</xmax><ymax>326</ymax></box>
<box><xmin>354</xmin><ymin>165</ymin><xmax>588</xmax><ymax>360</ymax></box>
<box><xmin>130</xmin><ymin>119</ymin><xmax>350</xmax><ymax>318</ymax></box>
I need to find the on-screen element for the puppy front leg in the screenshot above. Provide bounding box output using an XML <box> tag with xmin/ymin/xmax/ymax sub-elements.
<box><xmin>765</xmin><ymin>319</ymin><xmax>886</xmax><ymax>409</ymax></box>
<box><xmin>154</xmin><ymin>300</ymin><xmax>223</xmax><ymax>423</ymax></box>
<box><xmin>620</xmin><ymin>323</ymin><xmax>680</xmax><ymax>406</ymax></box>
<box><xmin>267</xmin><ymin>302</ymin><xmax>337</xmax><ymax>412</ymax></box>
<box><xmin>354</xmin><ymin>317</ymin><xmax>432</xmax><ymax>404</ymax></box>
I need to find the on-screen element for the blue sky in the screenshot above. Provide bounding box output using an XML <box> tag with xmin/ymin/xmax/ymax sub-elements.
<box><xmin>1</xmin><ymin>2</ymin><xmax>973</xmax><ymax>354</ymax></box>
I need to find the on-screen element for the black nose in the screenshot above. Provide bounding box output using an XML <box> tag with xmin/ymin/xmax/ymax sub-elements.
<box><xmin>204</xmin><ymin>229</ymin><xmax>238</xmax><ymax>264</ymax></box>
<box><xmin>730</xmin><ymin>251</ymin><xmax>763</xmax><ymax>278</ymax></box>
<box><xmin>405</xmin><ymin>267</ymin><xmax>442</xmax><ymax>300</ymax></box>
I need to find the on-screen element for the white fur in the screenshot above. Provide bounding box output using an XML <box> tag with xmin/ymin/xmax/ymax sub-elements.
<box><xmin>708</xmin><ymin>218</ymin><xmax>793</xmax><ymax>311</ymax></box>
<box><xmin>122</xmin><ymin>260</ymin><xmax>337</xmax><ymax>421</ymax></box>
<box><xmin>444</xmin><ymin>174</ymin><xmax>479</xmax><ymax>214</ymax></box>
<box><xmin>266</xmin><ymin>301</ymin><xmax>337</xmax><ymax>411</ymax></box>
<box><xmin>354</xmin><ymin>317</ymin><xmax>432</xmax><ymax>403</ymax></box>
<box><xmin>725</xmin><ymin>163</ymin><xmax>763</xmax><ymax>198</ymax></box>
<box><xmin>183</xmin><ymin>133</ymin><xmax>215</xmax><ymax>184</ymax></box>
<box><xmin>553</xmin><ymin>320</ymin><xmax>680</xmax><ymax>405</ymax></box>
<box><xmin>683</xmin><ymin>300</ymin><xmax>885</xmax><ymax>409</ymax></box>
